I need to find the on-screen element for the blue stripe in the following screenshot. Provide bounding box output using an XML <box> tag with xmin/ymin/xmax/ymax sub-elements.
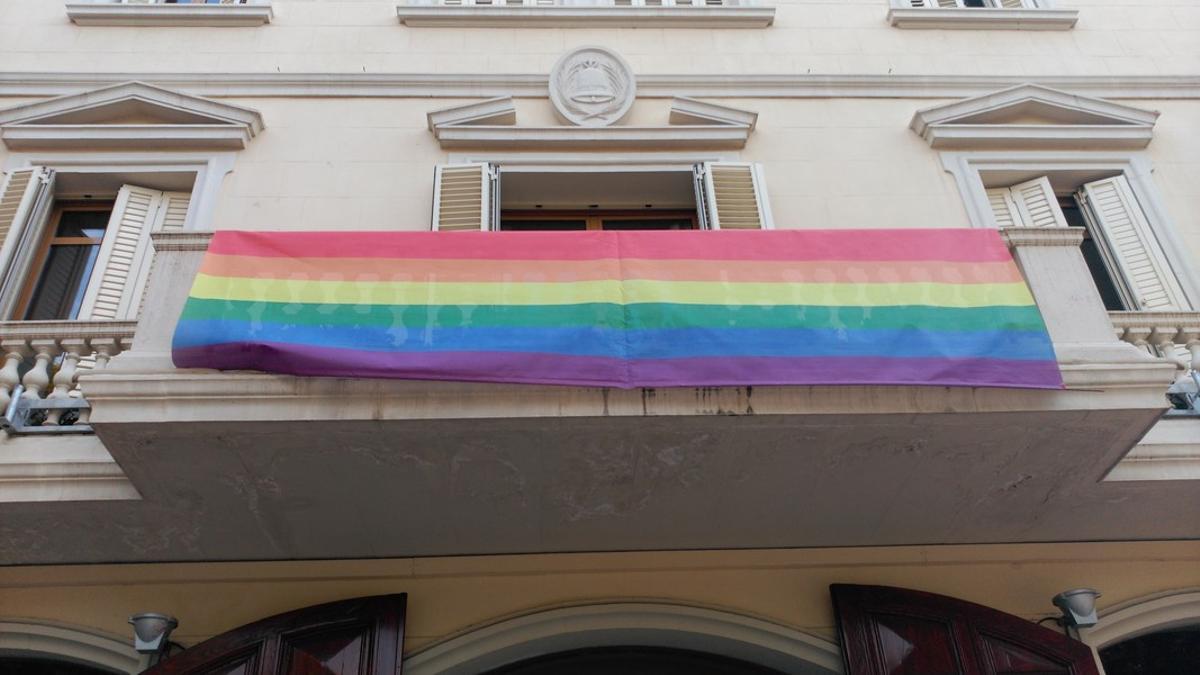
<box><xmin>173</xmin><ymin>319</ymin><xmax>1056</xmax><ymax>361</ymax></box>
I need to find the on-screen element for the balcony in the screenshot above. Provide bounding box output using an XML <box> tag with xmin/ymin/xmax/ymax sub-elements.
<box><xmin>66</xmin><ymin>0</ymin><xmax>274</xmax><ymax>27</ymax></box>
<box><xmin>396</xmin><ymin>0</ymin><xmax>775</xmax><ymax>28</ymax></box>
<box><xmin>886</xmin><ymin>0</ymin><xmax>1078</xmax><ymax>30</ymax></box>
<box><xmin>0</xmin><ymin>227</ymin><xmax>1197</xmax><ymax>564</ymax></box>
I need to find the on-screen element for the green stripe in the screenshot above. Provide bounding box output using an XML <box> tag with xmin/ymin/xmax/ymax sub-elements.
<box><xmin>181</xmin><ymin>297</ymin><xmax>1046</xmax><ymax>332</ymax></box>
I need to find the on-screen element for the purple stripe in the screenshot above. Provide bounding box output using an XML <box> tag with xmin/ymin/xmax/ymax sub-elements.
<box><xmin>173</xmin><ymin>342</ymin><xmax>1063</xmax><ymax>390</ymax></box>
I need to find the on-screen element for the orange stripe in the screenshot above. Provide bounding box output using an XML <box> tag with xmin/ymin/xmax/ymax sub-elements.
<box><xmin>200</xmin><ymin>254</ymin><xmax>1024</xmax><ymax>285</ymax></box>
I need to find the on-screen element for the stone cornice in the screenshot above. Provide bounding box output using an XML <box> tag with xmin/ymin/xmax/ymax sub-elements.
<box><xmin>0</xmin><ymin>73</ymin><xmax>1197</xmax><ymax>100</ymax></box>
<box><xmin>888</xmin><ymin>7</ymin><xmax>1078</xmax><ymax>30</ymax></box>
<box><xmin>432</xmin><ymin>124</ymin><xmax>752</xmax><ymax>149</ymax></box>
<box><xmin>66</xmin><ymin>2</ymin><xmax>273</xmax><ymax>27</ymax></box>
<box><xmin>150</xmin><ymin>231</ymin><xmax>213</xmax><ymax>252</ymax></box>
<box><xmin>396</xmin><ymin>4</ymin><xmax>775</xmax><ymax>28</ymax></box>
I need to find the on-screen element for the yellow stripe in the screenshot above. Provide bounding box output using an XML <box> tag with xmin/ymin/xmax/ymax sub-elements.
<box><xmin>189</xmin><ymin>273</ymin><xmax>1034</xmax><ymax>308</ymax></box>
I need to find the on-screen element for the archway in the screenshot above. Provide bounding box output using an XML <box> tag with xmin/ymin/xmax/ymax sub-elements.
<box><xmin>1083</xmin><ymin>590</ymin><xmax>1200</xmax><ymax>675</ymax></box>
<box><xmin>0</xmin><ymin>621</ymin><xmax>142</xmax><ymax>675</ymax></box>
<box><xmin>402</xmin><ymin>602</ymin><xmax>842</xmax><ymax>675</ymax></box>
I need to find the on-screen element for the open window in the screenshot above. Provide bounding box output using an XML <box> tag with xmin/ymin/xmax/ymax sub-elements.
<box><xmin>431</xmin><ymin>161</ymin><xmax>773</xmax><ymax>232</ymax></box>
<box><xmin>985</xmin><ymin>173</ymin><xmax>1191</xmax><ymax>312</ymax></box>
<box><xmin>0</xmin><ymin>166</ymin><xmax>192</xmax><ymax>321</ymax></box>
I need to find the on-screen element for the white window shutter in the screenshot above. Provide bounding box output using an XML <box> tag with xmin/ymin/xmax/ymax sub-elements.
<box><xmin>78</xmin><ymin>185</ymin><xmax>164</xmax><ymax>321</ymax></box>
<box><xmin>1008</xmin><ymin>176</ymin><xmax>1068</xmax><ymax>229</ymax></box>
<box><xmin>986</xmin><ymin>187</ymin><xmax>1021</xmax><ymax>229</ymax></box>
<box><xmin>432</xmin><ymin>163</ymin><xmax>493</xmax><ymax>231</ymax></box>
<box><xmin>0</xmin><ymin>167</ymin><xmax>56</xmax><ymax>319</ymax></box>
<box><xmin>702</xmin><ymin>162</ymin><xmax>773</xmax><ymax>230</ymax></box>
<box><xmin>153</xmin><ymin>191</ymin><xmax>191</xmax><ymax>231</ymax></box>
<box><xmin>1077</xmin><ymin>176</ymin><xmax>1190</xmax><ymax>310</ymax></box>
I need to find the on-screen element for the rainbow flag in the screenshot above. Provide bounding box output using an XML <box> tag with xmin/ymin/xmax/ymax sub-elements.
<box><xmin>171</xmin><ymin>229</ymin><xmax>1061</xmax><ymax>389</ymax></box>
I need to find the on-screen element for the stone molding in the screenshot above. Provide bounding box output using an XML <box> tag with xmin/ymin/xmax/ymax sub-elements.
<box><xmin>404</xmin><ymin>603</ymin><xmax>841</xmax><ymax>675</ymax></box>
<box><xmin>1000</xmin><ymin>227</ymin><xmax>1085</xmax><ymax>248</ymax></box>
<box><xmin>66</xmin><ymin>2</ymin><xmax>273</xmax><ymax>27</ymax></box>
<box><xmin>0</xmin><ymin>73</ymin><xmax>1197</xmax><ymax>99</ymax></box>
<box><xmin>1104</xmin><ymin>418</ymin><xmax>1200</xmax><ymax>482</ymax></box>
<box><xmin>0</xmin><ymin>81</ymin><xmax>265</xmax><ymax>151</ymax></box>
<box><xmin>887</xmin><ymin>7</ymin><xmax>1078</xmax><ymax>30</ymax></box>
<box><xmin>397</xmin><ymin>4</ymin><xmax>775</xmax><ymax>28</ymax></box>
<box><xmin>0</xmin><ymin>621</ymin><xmax>143</xmax><ymax>673</ymax></box>
<box><xmin>151</xmin><ymin>230</ymin><xmax>215</xmax><ymax>253</ymax></box>
<box><xmin>910</xmin><ymin>83</ymin><xmax>1160</xmax><ymax>150</ymax></box>
<box><xmin>1083</xmin><ymin>590</ymin><xmax>1200</xmax><ymax>648</ymax></box>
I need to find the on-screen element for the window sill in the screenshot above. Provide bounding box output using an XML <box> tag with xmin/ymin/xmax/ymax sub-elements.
<box><xmin>887</xmin><ymin>7</ymin><xmax>1077</xmax><ymax>30</ymax></box>
<box><xmin>66</xmin><ymin>3</ymin><xmax>273</xmax><ymax>27</ymax></box>
<box><xmin>396</xmin><ymin>4</ymin><xmax>774</xmax><ymax>28</ymax></box>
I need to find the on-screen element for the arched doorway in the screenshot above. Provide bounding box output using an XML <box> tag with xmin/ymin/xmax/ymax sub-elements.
<box><xmin>1084</xmin><ymin>590</ymin><xmax>1200</xmax><ymax>675</ymax></box>
<box><xmin>0</xmin><ymin>622</ymin><xmax>141</xmax><ymax>675</ymax></box>
<box><xmin>402</xmin><ymin>602</ymin><xmax>842</xmax><ymax>675</ymax></box>
<box><xmin>480</xmin><ymin>645</ymin><xmax>787</xmax><ymax>675</ymax></box>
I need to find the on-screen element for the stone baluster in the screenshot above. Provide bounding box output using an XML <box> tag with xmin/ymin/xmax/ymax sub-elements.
<box><xmin>76</xmin><ymin>337</ymin><xmax>121</xmax><ymax>425</ymax></box>
<box><xmin>21</xmin><ymin>339</ymin><xmax>58</xmax><ymax>402</ymax></box>
<box><xmin>0</xmin><ymin>340</ymin><xmax>29</xmax><ymax>413</ymax></box>
<box><xmin>46</xmin><ymin>338</ymin><xmax>87</xmax><ymax>425</ymax></box>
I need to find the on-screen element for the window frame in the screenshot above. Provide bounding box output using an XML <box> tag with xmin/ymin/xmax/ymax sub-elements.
<box><xmin>14</xmin><ymin>200</ymin><xmax>115</xmax><ymax>321</ymax></box>
<box><xmin>940</xmin><ymin>150</ymin><xmax>1200</xmax><ymax>309</ymax></box>
<box><xmin>499</xmin><ymin>209</ymin><xmax>700</xmax><ymax>231</ymax></box>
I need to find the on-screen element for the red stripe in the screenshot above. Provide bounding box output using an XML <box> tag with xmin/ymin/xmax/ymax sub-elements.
<box><xmin>207</xmin><ymin>229</ymin><xmax>1013</xmax><ymax>263</ymax></box>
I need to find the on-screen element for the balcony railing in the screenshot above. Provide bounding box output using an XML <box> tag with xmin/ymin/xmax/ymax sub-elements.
<box><xmin>1111</xmin><ymin>311</ymin><xmax>1200</xmax><ymax>414</ymax></box>
<box><xmin>1</xmin><ymin>321</ymin><xmax>136</xmax><ymax>435</ymax></box>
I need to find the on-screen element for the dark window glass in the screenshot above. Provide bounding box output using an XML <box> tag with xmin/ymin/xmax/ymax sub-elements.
<box><xmin>484</xmin><ymin>646</ymin><xmax>788</xmax><ymax>675</ymax></box>
<box><xmin>22</xmin><ymin>207</ymin><xmax>110</xmax><ymax>321</ymax></box>
<box><xmin>1061</xmin><ymin>197</ymin><xmax>1127</xmax><ymax>311</ymax></box>
<box><xmin>23</xmin><ymin>245</ymin><xmax>101</xmax><ymax>320</ymax></box>
<box><xmin>602</xmin><ymin>218</ymin><xmax>693</xmax><ymax>231</ymax></box>
<box><xmin>1100</xmin><ymin>627</ymin><xmax>1200</xmax><ymax>675</ymax></box>
<box><xmin>964</xmin><ymin>0</ymin><xmax>988</xmax><ymax>6</ymax></box>
<box><xmin>54</xmin><ymin>210</ymin><xmax>110</xmax><ymax>239</ymax></box>
<box><xmin>501</xmin><ymin>219</ymin><xmax>588</xmax><ymax>231</ymax></box>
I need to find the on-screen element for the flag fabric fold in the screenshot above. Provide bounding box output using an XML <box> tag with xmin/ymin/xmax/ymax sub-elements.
<box><xmin>171</xmin><ymin>229</ymin><xmax>1062</xmax><ymax>390</ymax></box>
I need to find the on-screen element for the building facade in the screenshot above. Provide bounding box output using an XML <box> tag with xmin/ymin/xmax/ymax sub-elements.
<box><xmin>0</xmin><ymin>0</ymin><xmax>1198</xmax><ymax>673</ymax></box>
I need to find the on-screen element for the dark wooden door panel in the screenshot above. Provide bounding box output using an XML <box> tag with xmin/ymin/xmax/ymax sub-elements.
<box><xmin>832</xmin><ymin>585</ymin><xmax>1098</xmax><ymax>675</ymax></box>
<box><xmin>143</xmin><ymin>594</ymin><xmax>405</xmax><ymax>675</ymax></box>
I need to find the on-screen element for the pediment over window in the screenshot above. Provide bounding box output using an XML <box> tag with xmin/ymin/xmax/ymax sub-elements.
<box><xmin>0</xmin><ymin>81</ymin><xmax>265</xmax><ymax>150</ymax></box>
<box><xmin>427</xmin><ymin>96</ymin><xmax>756</xmax><ymax>149</ymax></box>
<box><xmin>910</xmin><ymin>84</ymin><xmax>1159</xmax><ymax>149</ymax></box>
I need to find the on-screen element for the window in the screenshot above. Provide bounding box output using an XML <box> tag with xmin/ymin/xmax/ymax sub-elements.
<box><xmin>501</xmin><ymin>211</ymin><xmax>698</xmax><ymax>231</ymax></box>
<box><xmin>0</xmin><ymin>167</ymin><xmax>193</xmax><ymax>322</ymax></box>
<box><xmin>985</xmin><ymin>174</ymin><xmax>1192</xmax><ymax>312</ymax></box>
<box><xmin>431</xmin><ymin>162</ymin><xmax>772</xmax><ymax>232</ymax></box>
<box><xmin>17</xmin><ymin>202</ymin><xmax>113</xmax><ymax>321</ymax></box>
<box><xmin>903</xmin><ymin>0</ymin><xmax>1042</xmax><ymax>7</ymax></box>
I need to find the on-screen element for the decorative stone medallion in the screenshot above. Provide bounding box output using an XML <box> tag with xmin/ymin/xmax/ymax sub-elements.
<box><xmin>549</xmin><ymin>46</ymin><xmax>637</xmax><ymax>127</ymax></box>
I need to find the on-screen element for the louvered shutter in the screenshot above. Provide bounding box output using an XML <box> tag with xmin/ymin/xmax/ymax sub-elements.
<box><xmin>1008</xmin><ymin>176</ymin><xmax>1068</xmax><ymax>229</ymax></box>
<box><xmin>986</xmin><ymin>187</ymin><xmax>1021</xmax><ymax>229</ymax></box>
<box><xmin>1077</xmin><ymin>176</ymin><xmax>1190</xmax><ymax>310</ymax></box>
<box><xmin>0</xmin><ymin>167</ymin><xmax>56</xmax><ymax>319</ymax></box>
<box><xmin>701</xmin><ymin>162</ymin><xmax>773</xmax><ymax>230</ymax></box>
<box><xmin>78</xmin><ymin>185</ymin><xmax>163</xmax><ymax>321</ymax></box>
<box><xmin>432</xmin><ymin>163</ymin><xmax>494</xmax><ymax>231</ymax></box>
<box><xmin>154</xmin><ymin>191</ymin><xmax>191</xmax><ymax>231</ymax></box>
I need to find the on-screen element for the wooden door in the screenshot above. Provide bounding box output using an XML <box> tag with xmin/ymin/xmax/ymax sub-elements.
<box><xmin>831</xmin><ymin>585</ymin><xmax>1099</xmax><ymax>675</ymax></box>
<box><xmin>143</xmin><ymin>594</ymin><xmax>405</xmax><ymax>675</ymax></box>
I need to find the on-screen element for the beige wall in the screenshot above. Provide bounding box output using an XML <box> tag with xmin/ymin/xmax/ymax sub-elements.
<box><xmin>1</xmin><ymin>1</ymin><xmax>1198</xmax><ymax>76</ymax></box>
<box><xmin>0</xmin><ymin>542</ymin><xmax>1197</xmax><ymax>655</ymax></box>
<box><xmin>1</xmin><ymin>1</ymin><xmax>1198</xmax><ymax>259</ymax></box>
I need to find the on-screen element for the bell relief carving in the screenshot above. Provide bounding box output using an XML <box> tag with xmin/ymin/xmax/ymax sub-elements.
<box><xmin>549</xmin><ymin>46</ymin><xmax>636</xmax><ymax>127</ymax></box>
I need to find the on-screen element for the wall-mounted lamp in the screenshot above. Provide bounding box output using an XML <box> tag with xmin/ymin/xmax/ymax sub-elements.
<box><xmin>130</xmin><ymin>612</ymin><xmax>178</xmax><ymax>655</ymax></box>
<box><xmin>1052</xmin><ymin>588</ymin><xmax>1102</xmax><ymax>629</ymax></box>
